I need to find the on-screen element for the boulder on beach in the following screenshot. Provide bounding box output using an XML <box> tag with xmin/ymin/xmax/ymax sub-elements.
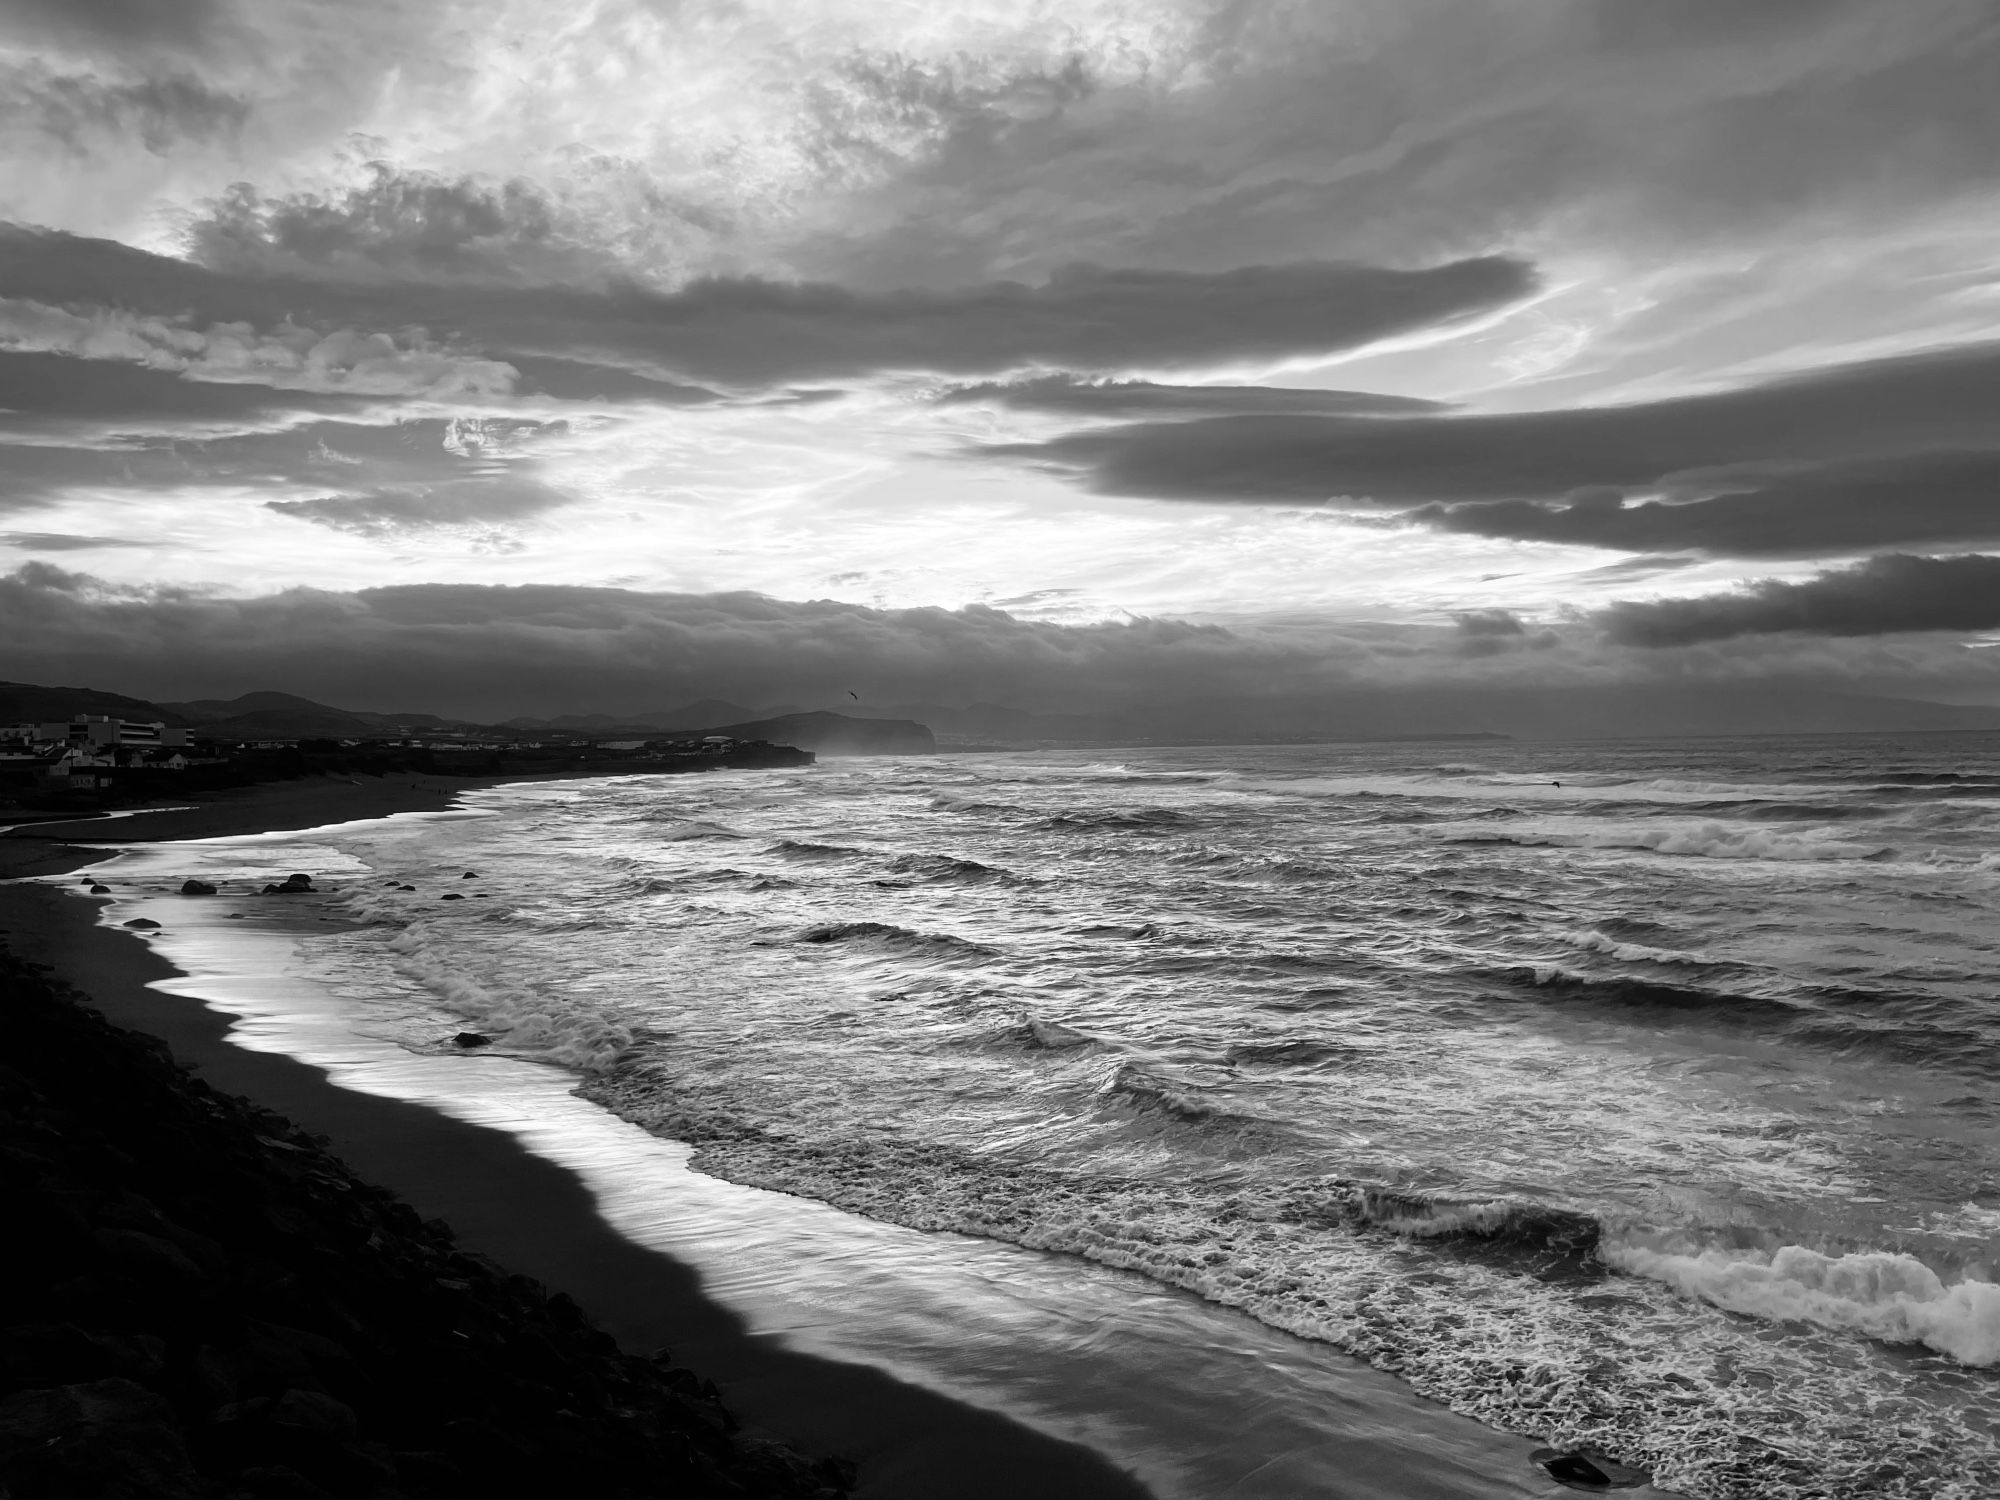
<box><xmin>453</xmin><ymin>1032</ymin><xmax>492</xmax><ymax>1048</ymax></box>
<box><xmin>123</xmin><ymin>919</ymin><xmax>161</xmax><ymax>931</ymax></box>
<box><xmin>1532</xmin><ymin>1447</ymin><xmax>1649</xmax><ymax>1491</ymax></box>
<box><xmin>179</xmin><ymin>880</ymin><xmax>217</xmax><ymax>896</ymax></box>
<box><xmin>441</xmin><ymin>893</ymin><xmax>465</xmax><ymax>901</ymax></box>
<box><xmin>462</xmin><ymin>871</ymin><xmax>478</xmax><ymax>879</ymax></box>
<box><xmin>88</xmin><ymin>884</ymin><xmax>111</xmax><ymax>895</ymax></box>
<box><xmin>262</xmin><ymin>874</ymin><xmax>315</xmax><ymax>896</ymax></box>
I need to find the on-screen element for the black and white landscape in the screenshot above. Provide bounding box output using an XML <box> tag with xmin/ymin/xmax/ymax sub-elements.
<box><xmin>3</xmin><ymin>5</ymin><xmax>1999</xmax><ymax>1499</ymax></box>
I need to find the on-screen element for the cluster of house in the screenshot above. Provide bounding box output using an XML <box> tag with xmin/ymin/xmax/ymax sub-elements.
<box><xmin>0</xmin><ymin>716</ymin><xmax>205</xmax><ymax>789</ymax></box>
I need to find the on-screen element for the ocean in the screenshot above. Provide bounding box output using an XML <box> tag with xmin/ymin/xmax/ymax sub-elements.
<box><xmin>64</xmin><ymin>732</ymin><xmax>2000</xmax><ymax>1499</ymax></box>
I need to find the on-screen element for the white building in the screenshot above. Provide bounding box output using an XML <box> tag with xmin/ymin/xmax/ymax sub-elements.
<box><xmin>24</xmin><ymin>715</ymin><xmax>190</xmax><ymax>749</ymax></box>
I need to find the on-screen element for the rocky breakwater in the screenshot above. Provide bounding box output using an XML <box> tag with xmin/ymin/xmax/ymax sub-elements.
<box><xmin>0</xmin><ymin>947</ymin><xmax>850</xmax><ymax>1500</ymax></box>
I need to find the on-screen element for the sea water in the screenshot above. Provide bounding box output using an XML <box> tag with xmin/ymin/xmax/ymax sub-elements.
<box><xmin>60</xmin><ymin>732</ymin><xmax>2000</xmax><ymax>1498</ymax></box>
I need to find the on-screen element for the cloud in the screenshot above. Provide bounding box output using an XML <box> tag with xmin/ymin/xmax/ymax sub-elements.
<box><xmin>990</xmin><ymin>339</ymin><xmax>2000</xmax><ymax>557</ymax></box>
<box><xmin>1</xmin><ymin>223</ymin><xmax>1535</xmax><ymax>386</ymax></box>
<box><xmin>0</xmin><ymin>350</ymin><xmax>373</xmax><ymax>439</ymax></box>
<box><xmin>934</xmin><ymin>375</ymin><xmax>1448</xmax><ymax>419</ymax></box>
<box><xmin>1453</xmin><ymin>608</ymin><xmax>1527</xmax><ymax>637</ymax></box>
<box><xmin>1415</xmin><ymin>451</ymin><xmax>2000</xmax><ymax>556</ymax></box>
<box><xmin>1598</xmin><ymin>553</ymin><xmax>2000</xmax><ymax>646</ymax></box>
<box><xmin>0</xmin><ymin>63</ymin><xmax>249</xmax><ymax>156</ymax></box>
<box><xmin>0</xmin><ymin>291</ymin><xmax>519</xmax><ymax>400</ymax></box>
<box><xmin>0</xmin><ymin>531</ymin><xmax>152</xmax><ymax>551</ymax></box>
<box><xmin>265</xmin><ymin>476</ymin><xmax>576</xmax><ymax>538</ymax></box>
<box><xmin>3</xmin><ymin>566</ymin><xmax>1995</xmax><ymax>734</ymax></box>
<box><xmin>0</xmin><ymin>407</ymin><xmax>569</xmax><ymax>519</ymax></box>
<box><xmin>188</xmin><ymin>168</ymin><xmax>604</xmax><ymax>285</ymax></box>
<box><xmin>793</xmin><ymin>0</ymin><xmax>2000</xmax><ymax>290</ymax></box>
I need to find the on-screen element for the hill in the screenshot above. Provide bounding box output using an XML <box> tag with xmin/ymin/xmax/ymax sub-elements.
<box><xmin>0</xmin><ymin>681</ymin><xmax>188</xmax><ymax>726</ymax></box>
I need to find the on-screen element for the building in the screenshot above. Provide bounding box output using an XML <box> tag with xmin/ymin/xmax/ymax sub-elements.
<box><xmin>25</xmin><ymin>716</ymin><xmax>190</xmax><ymax>749</ymax></box>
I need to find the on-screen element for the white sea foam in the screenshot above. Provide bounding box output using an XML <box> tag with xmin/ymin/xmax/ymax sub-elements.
<box><xmin>383</xmin><ymin>927</ymin><xmax>635</xmax><ymax>1071</ymax></box>
<box><xmin>1603</xmin><ymin>1237</ymin><xmax>2000</xmax><ymax>1366</ymax></box>
<box><xmin>1560</xmin><ymin>928</ymin><xmax>1715</xmax><ymax>966</ymax></box>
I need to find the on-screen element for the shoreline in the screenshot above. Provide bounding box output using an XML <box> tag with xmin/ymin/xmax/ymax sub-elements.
<box><xmin>0</xmin><ymin>785</ymin><xmax>1159</xmax><ymax>1499</ymax></box>
<box><xmin>0</xmin><ymin>767</ymin><xmax>1623</xmax><ymax>1500</ymax></box>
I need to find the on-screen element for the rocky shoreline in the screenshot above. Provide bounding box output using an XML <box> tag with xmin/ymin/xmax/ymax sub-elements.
<box><xmin>0</xmin><ymin>943</ymin><xmax>850</xmax><ymax>1500</ymax></box>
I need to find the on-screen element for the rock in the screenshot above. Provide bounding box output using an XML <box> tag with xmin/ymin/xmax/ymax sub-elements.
<box><xmin>89</xmin><ymin>883</ymin><xmax>111</xmax><ymax>894</ymax></box>
<box><xmin>440</xmin><ymin>892</ymin><xmax>465</xmax><ymax>901</ymax></box>
<box><xmin>452</xmin><ymin>1033</ymin><xmax>491</xmax><ymax>1049</ymax></box>
<box><xmin>0</xmin><ymin>1379</ymin><xmax>206</xmax><ymax>1500</ymax></box>
<box><xmin>180</xmin><ymin>879</ymin><xmax>218</xmax><ymax>896</ymax></box>
<box><xmin>461</xmin><ymin>871</ymin><xmax>478</xmax><ymax>879</ymax></box>
<box><xmin>269</xmin><ymin>1387</ymin><xmax>359</xmax><ymax>1441</ymax></box>
<box><xmin>1531</xmin><ymin>1447</ymin><xmax>1649</xmax><ymax>1490</ymax></box>
<box><xmin>123</xmin><ymin>918</ymin><xmax>162</xmax><ymax>931</ymax></box>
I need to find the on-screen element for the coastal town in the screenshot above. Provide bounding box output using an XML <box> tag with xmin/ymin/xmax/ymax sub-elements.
<box><xmin>0</xmin><ymin>712</ymin><xmax>815</xmax><ymax>813</ymax></box>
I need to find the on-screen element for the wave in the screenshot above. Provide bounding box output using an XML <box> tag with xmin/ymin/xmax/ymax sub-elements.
<box><xmin>1350</xmin><ymin>1188</ymin><xmax>1603</xmax><ymax>1271</ymax></box>
<box><xmin>645</xmin><ymin>818</ymin><xmax>748</xmax><ymax>841</ymax></box>
<box><xmin>882</xmin><ymin>852</ymin><xmax>1029</xmax><ymax>885</ymax></box>
<box><xmin>1558</xmin><ymin>928</ymin><xmax>1720</xmax><ymax>968</ymax></box>
<box><xmin>927</xmin><ymin>795</ymin><xmax>1024</xmax><ymax>816</ymax></box>
<box><xmin>1452</xmin><ymin>823</ymin><xmax>1895</xmax><ymax>861</ymax></box>
<box><xmin>1097</xmin><ymin>1062</ymin><xmax>1235</xmax><ymax>1124</ymax></box>
<box><xmin>1485</xmin><ymin>967</ymin><xmax>1803</xmax><ymax>1026</ymax></box>
<box><xmin>794</xmin><ymin>921</ymin><xmax>994</xmax><ymax>960</ymax></box>
<box><xmin>384</xmin><ymin>928</ymin><xmax>634</xmax><ymax>1071</ymax></box>
<box><xmin>766</xmin><ymin>838</ymin><xmax>864</xmax><ymax>860</ymax></box>
<box><xmin>1668</xmin><ymin>799</ymin><xmax>1892</xmax><ymax>823</ymax></box>
<box><xmin>1492</xmin><ymin>968</ymin><xmax>2000</xmax><ymax>1072</ymax></box>
<box><xmin>1042</xmin><ymin>807</ymin><xmax>1202</xmax><ymax>831</ymax></box>
<box><xmin>1224</xmin><ymin>1037</ymin><xmax>1363</xmax><ymax>1067</ymax></box>
<box><xmin>581</xmin><ymin>1072</ymin><xmax>1999</xmax><ymax>1499</ymax></box>
<box><xmin>629</xmin><ymin>869</ymin><xmax>755</xmax><ymax>892</ymax></box>
<box><xmin>1602</xmin><ymin>1235</ymin><xmax>2000</xmax><ymax>1366</ymax></box>
<box><xmin>975</xmin><ymin>1017</ymin><xmax>1100</xmax><ymax>1052</ymax></box>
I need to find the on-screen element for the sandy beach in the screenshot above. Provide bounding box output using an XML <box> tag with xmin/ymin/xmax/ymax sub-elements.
<box><xmin>0</xmin><ymin>775</ymin><xmax>1157</xmax><ymax>1500</ymax></box>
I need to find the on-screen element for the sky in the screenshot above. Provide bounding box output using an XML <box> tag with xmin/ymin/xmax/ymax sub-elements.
<box><xmin>4</xmin><ymin>0</ymin><xmax>2000</xmax><ymax>726</ymax></box>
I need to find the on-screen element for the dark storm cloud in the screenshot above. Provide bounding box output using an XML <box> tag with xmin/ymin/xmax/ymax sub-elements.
<box><xmin>0</xmin><ymin>223</ymin><xmax>1536</xmax><ymax>386</ymax></box>
<box><xmin>265</xmin><ymin>476</ymin><xmax>576</xmax><ymax>538</ymax></box>
<box><xmin>934</xmin><ymin>375</ymin><xmax>1447</xmax><ymax>419</ymax></box>
<box><xmin>992</xmin><ymin>340</ymin><xmax>2000</xmax><ymax>556</ymax></box>
<box><xmin>1598</xmin><ymin>554</ymin><xmax>2000</xmax><ymax>646</ymax></box>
